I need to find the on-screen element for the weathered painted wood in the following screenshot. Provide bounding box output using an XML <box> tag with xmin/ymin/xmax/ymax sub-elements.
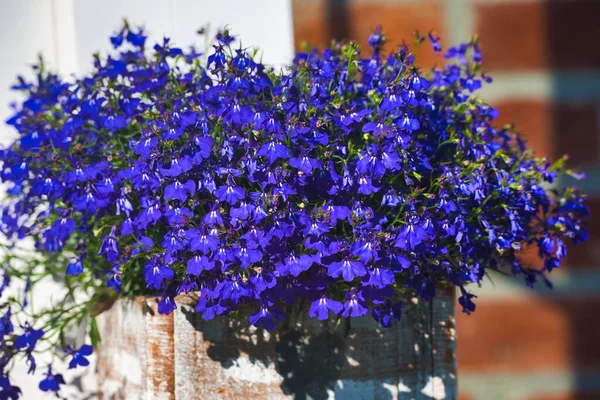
<box><xmin>96</xmin><ymin>286</ymin><xmax>456</xmax><ymax>399</ymax></box>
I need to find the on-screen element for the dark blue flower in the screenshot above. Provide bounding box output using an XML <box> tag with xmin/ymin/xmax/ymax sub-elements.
<box><xmin>158</xmin><ymin>296</ymin><xmax>177</xmax><ymax>315</ymax></box>
<box><xmin>164</xmin><ymin>180</ymin><xmax>196</xmax><ymax>202</ymax></box>
<box><xmin>342</xmin><ymin>289</ymin><xmax>368</xmax><ymax>318</ymax></box>
<box><xmin>289</xmin><ymin>156</ymin><xmax>321</xmax><ymax>174</ymax></box>
<box><xmin>233</xmin><ymin>245</ymin><xmax>262</xmax><ymax>269</ymax></box>
<box><xmin>39</xmin><ymin>366</ymin><xmax>65</xmax><ymax>392</ymax></box>
<box><xmin>187</xmin><ymin>255</ymin><xmax>214</xmax><ymax>276</ymax></box>
<box><xmin>278</xmin><ymin>254</ymin><xmax>313</xmax><ymax>277</ymax></box>
<box><xmin>15</xmin><ymin>324</ymin><xmax>44</xmax><ymax>351</ymax></box>
<box><xmin>101</xmin><ymin>115</ymin><xmax>126</xmax><ymax>132</ymax></box>
<box><xmin>461</xmin><ymin>74</ymin><xmax>482</xmax><ymax>93</ymax></box>
<box><xmin>0</xmin><ymin>374</ymin><xmax>21</xmax><ymax>399</ymax></box>
<box><xmin>161</xmin><ymin>156</ymin><xmax>193</xmax><ymax>177</ymax></box>
<box><xmin>328</xmin><ymin>259</ymin><xmax>367</xmax><ymax>282</ymax></box>
<box><xmin>249</xmin><ymin>303</ymin><xmax>284</xmax><ymax>331</ymax></box>
<box><xmin>428</xmin><ymin>31</ymin><xmax>442</xmax><ymax>55</ymax></box>
<box><xmin>458</xmin><ymin>286</ymin><xmax>477</xmax><ymax>315</ymax></box>
<box><xmin>394</xmin><ymin>217</ymin><xmax>428</xmax><ymax>249</ymax></box>
<box><xmin>66</xmin><ymin>257</ymin><xmax>84</xmax><ymax>276</ymax></box>
<box><xmin>66</xmin><ymin>344</ymin><xmax>93</xmax><ymax>369</ymax></box>
<box><xmin>215</xmin><ymin>183</ymin><xmax>245</xmax><ymax>205</ymax></box>
<box><xmin>309</xmin><ymin>296</ymin><xmax>343</xmax><ymax>320</ymax></box>
<box><xmin>221</xmin><ymin>275</ymin><xmax>250</xmax><ymax>302</ymax></box>
<box><xmin>143</xmin><ymin>257</ymin><xmax>174</xmax><ymax>289</ymax></box>
<box><xmin>98</xmin><ymin>226</ymin><xmax>119</xmax><ymax>261</ymax></box>
<box><xmin>372</xmin><ymin>300</ymin><xmax>403</xmax><ymax>327</ymax></box>
<box><xmin>257</xmin><ymin>141</ymin><xmax>290</xmax><ymax>164</ymax></box>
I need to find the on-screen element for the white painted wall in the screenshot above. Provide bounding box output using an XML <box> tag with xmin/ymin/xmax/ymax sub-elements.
<box><xmin>0</xmin><ymin>1</ymin><xmax>294</xmax><ymax>397</ymax></box>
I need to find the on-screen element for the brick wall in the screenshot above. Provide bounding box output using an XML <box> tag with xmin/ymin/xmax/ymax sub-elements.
<box><xmin>292</xmin><ymin>1</ymin><xmax>600</xmax><ymax>399</ymax></box>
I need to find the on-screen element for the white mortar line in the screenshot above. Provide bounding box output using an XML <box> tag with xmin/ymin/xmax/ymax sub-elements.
<box><xmin>443</xmin><ymin>0</ymin><xmax>475</xmax><ymax>46</ymax></box>
<box><xmin>460</xmin><ymin>370</ymin><xmax>600</xmax><ymax>400</ymax></box>
<box><xmin>558</xmin><ymin>167</ymin><xmax>600</xmax><ymax>196</ymax></box>
<box><xmin>478</xmin><ymin>72</ymin><xmax>600</xmax><ymax>102</ymax></box>
<box><xmin>472</xmin><ymin>0</ymin><xmax>542</xmax><ymax>4</ymax></box>
<box><xmin>462</xmin><ymin>270</ymin><xmax>600</xmax><ymax>301</ymax></box>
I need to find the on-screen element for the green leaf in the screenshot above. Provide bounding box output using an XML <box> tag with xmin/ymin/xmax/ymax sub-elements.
<box><xmin>548</xmin><ymin>156</ymin><xmax>568</xmax><ymax>172</ymax></box>
<box><xmin>90</xmin><ymin>317</ymin><xmax>101</xmax><ymax>348</ymax></box>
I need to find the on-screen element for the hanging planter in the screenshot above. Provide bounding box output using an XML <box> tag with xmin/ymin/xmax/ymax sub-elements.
<box><xmin>0</xmin><ymin>23</ymin><xmax>589</xmax><ymax>399</ymax></box>
<box><xmin>96</xmin><ymin>286</ymin><xmax>455</xmax><ymax>399</ymax></box>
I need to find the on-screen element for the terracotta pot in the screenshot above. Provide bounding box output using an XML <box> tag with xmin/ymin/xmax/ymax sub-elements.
<box><xmin>96</xmin><ymin>286</ymin><xmax>456</xmax><ymax>399</ymax></box>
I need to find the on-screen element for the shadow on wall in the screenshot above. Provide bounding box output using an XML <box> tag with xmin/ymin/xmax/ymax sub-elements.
<box><xmin>178</xmin><ymin>289</ymin><xmax>456</xmax><ymax>400</ymax></box>
<box><xmin>183</xmin><ymin>307</ymin><xmax>347</xmax><ymax>399</ymax></box>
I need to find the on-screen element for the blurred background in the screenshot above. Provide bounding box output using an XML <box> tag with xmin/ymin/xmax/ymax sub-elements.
<box><xmin>1</xmin><ymin>0</ymin><xmax>599</xmax><ymax>399</ymax></box>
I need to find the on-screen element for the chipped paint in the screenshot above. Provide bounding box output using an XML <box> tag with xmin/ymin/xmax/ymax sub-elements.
<box><xmin>108</xmin><ymin>351</ymin><xmax>143</xmax><ymax>385</ymax></box>
<box><xmin>398</xmin><ymin>381</ymin><xmax>412</xmax><ymax>393</ymax></box>
<box><xmin>347</xmin><ymin>356</ymin><xmax>360</xmax><ymax>367</ymax></box>
<box><xmin>222</xmin><ymin>357</ymin><xmax>282</xmax><ymax>384</ymax></box>
<box><xmin>421</xmin><ymin>376</ymin><xmax>446</xmax><ymax>399</ymax></box>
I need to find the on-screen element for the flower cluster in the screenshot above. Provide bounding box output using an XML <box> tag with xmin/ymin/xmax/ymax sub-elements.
<box><xmin>0</xmin><ymin>24</ymin><xmax>589</xmax><ymax>395</ymax></box>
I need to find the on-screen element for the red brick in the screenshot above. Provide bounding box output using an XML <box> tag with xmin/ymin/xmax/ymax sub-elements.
<box><xmin>476</xmin><ymin>1</ymin><xmax>600</xmax><ymax>70</ymax></box>
<box><xmin>495</xmin><ymin>101</ymin><xmax>553</xmax><ymax>158</ymax></box>
<box><xmin>556</xmin><ymin>104</ymin><xmax>599</xmax><ymax>168</ymax></box>
<box><xmin>292</xmin><ymin>0</ymin><xmax>329</xmax><ymax>50</ymax></box>
<box><xmin>494</xmin><ymin>100</ymin><xmax>598</xmax><ymax>167</ymax></box>
<box><xmin>545</xmin><ymin>0</ymin><xmax>600</xmax><ymax>70</ymax></box>
<box><xmin>457</xmin><ymin>297</ymin><xmax>571</xmax><ymax>373</ymax></box>
<box><xmin>293</xmin><ymin>0</ymin><xmax>444</xmax><ymax>67</ymax></box>
<box><xmin>457</xmin><ymin>296</ymin><xmax>600</xmax><ymax>372</ymax></box>
<box><xmin>529</xmin><ymin>392</ymin><xmax>600</xmax><ymax>400</ymax></box>
<box><xmin>557</xmin><ymin>297</ymin><xmax>600</xmax><ymax>369</ymax></box>
<box><xmin>475</xmin><ymin>3</ymin><xmax>547</xmax><ymax>71</ymax></box>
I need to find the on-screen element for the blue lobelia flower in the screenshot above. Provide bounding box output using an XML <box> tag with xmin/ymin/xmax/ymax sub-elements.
<box><xmin>187</xmin><ymin>255</ymin><xmax>214</xmax><ymax>276</ymax></box>
<box><xmin>249</xmin><ymin>303</ymin><xmax>284</xmax><ymax>331</ymax></box>
<box><xmin>0</xmin><ymin>308</ymin><xmax>14</xmax><ymax>337</ymax></box>
<box><xmin>158</xmin><ymin>296</ymin><xmax>177</xmax><ymax>315</ymax></box>
<box><xmin>328</xmin><ymin>258</ymin><xmax>367</xmax><ymax>282</ymax></box>
<box><xmin>0</xmin><ymin>374</ymin><xmax>21</xmax><ymax>399</ymax></box>
<box><xmin>257</xmin><ymin>140</ymin><xmax>290</xmax><ymax>165</ymax></box>
<box><xmin>164</xmin><ymin>180</ymin><xmax>196</xmax><ymax>202</ymax></box>
<box><xmin>458</xmin><ymin>286</ymin><xmax>477</xmax><ymax>315</ymax></box>
<box><xmin>215</xmin><ymin>180</ymin><xmax>245</xmax><ymax>205</ymax></box>
<box><xmin>15</xmin><ymin>324</ymin><xmax>44</xmax><ymax>351</ymax></box>
<box><xmin>342</xmin><ymin>289</ymin><xmax>369</xmax><ymax>318</ymax></box>
<box><xmin>39</xmin><ymin>366</ymin><xmax>65</xmax><ymax>392</ymax></box>
<box><xmin>98</xmin><ymin>226</ymin><xmax>119</xmax><ymax>262</ymax></box>
<box><xmin>309</xmin><ymin>296</ymin><xmax>343</xmax><ymax>320</ymax></box>
<box><xmin>143</xmin><ymin>256</ymin><xmax>174</xmax><ymax>289</ymax></box>
<box><xmin>372</xmin><ymin>300</ymin><xmax>403</xmax><ymax>327</ymax></box>
<box><xmin>161</xmin><ymin>156</ymin><xmax>193</xmax><ymax>178</ymax></box>
<box><xmin>101</xmin><ymin>115</ymin><xmax>126</xmax><ymax>132</ymax></box>
<box><xmin>394</xmin><ymin>216</ymin><xmax>428</xmax><ymax>250</ymax></box>
<box><xmin>66</xmin><ymin>257</ymin><xmax>84</xmax><ymax>276</ymax></box>
<box><xmin>66</xmin><ymin>344</ymin><xmax>93</xmax><ymax>369</ymax></box>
